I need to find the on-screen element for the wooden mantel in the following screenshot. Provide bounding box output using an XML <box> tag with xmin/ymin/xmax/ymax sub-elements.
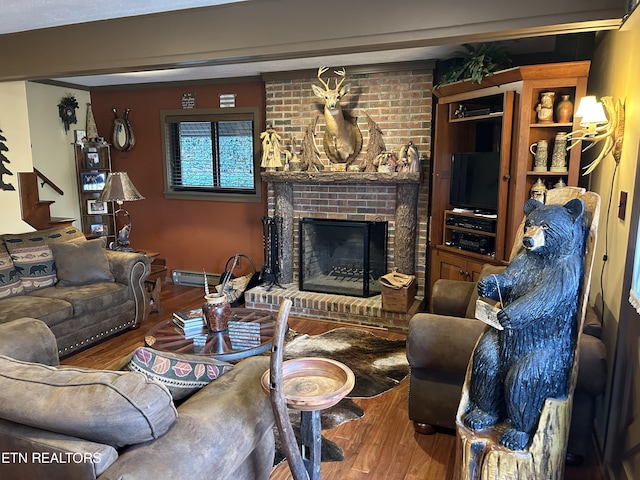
<box><xmin>261</xmin><ymin>171</ymin><xmax>421</xmax><ymax>185</ymax></box>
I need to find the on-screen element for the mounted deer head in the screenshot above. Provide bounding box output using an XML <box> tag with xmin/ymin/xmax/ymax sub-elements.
<box><xmin>312</xmin><ymin>67</ymin><xmax>362</xmax><ymax>165</ymax></box>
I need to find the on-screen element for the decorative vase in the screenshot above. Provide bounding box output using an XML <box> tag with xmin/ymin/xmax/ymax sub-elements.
<box><xmin>556</xmin><ymin>95</ymin><xmax>574</xmax><ymax>123</ymax></box>
<box><xmin>536</xmin><ymin>91</ymin><xmax>555</xmax><ymax>124</ymax></box>
<box><xmin>202</xmin><ymin>293</ymin><xmax>231</xmax><ymax>332</ymax></box>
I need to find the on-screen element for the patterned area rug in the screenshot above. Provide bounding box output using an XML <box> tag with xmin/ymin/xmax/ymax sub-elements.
<box><xmin>273</xmin><ymin>327</ymin><xmax>408</xmax><ymax>465</ymax></box>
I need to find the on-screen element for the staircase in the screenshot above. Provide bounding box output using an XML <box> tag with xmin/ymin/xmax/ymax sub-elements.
<box><xmin>18</xmin><ymin>171</ymin><xmax>75</xmax><ymax>230</ymax></box>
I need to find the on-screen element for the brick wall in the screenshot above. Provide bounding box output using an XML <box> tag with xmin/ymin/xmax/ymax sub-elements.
<box><xmin>264</xmin><ymin>66</ymin><xmax>433</xmax><ymax>298</ymax></box>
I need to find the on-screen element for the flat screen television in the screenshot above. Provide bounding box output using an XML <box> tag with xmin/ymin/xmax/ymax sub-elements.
<box><xmin>449</xmin><ymin>152</ymin><xmax>500</xmax><ymax>212</ymax></box>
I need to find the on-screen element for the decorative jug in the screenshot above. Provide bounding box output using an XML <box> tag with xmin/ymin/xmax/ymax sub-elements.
<box><xmin>556</xmin><ymin>95</ymin><xmax>574</xmax><ymax>123</ymax></box>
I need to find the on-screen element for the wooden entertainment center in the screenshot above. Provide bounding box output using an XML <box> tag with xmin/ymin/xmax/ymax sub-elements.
<box><xmin>428</xmin><ymin>61</ymin><xmax>590</xmax><ymax>297</ymax></box>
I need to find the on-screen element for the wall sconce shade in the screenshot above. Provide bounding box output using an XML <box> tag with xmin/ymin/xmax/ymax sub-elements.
<box><xmin>575</xmin><ymin>96</ymin><xmax>608</xmax><ymax>127</ymax></box>
<box><xmin>97</xmin><ymin>172</ymin><xmax>144</xmax><ymax>251</ymax></box>
<box><xmin>566</xmin><ymin>95</ymin><xmax>625</xmax><ymax>175</ymax></box>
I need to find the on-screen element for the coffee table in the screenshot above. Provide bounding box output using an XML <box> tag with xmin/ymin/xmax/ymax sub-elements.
<box><xmin>144</xmin><ymin>308</ymin><xmax>276</xmax><ymax>361</ymax></box>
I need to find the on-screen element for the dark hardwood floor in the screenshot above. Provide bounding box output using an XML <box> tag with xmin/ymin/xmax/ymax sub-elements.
<box><xmin>61</xmin><ymin>282</ymin><xmax>606</xmax><ymax>480</ymax></box>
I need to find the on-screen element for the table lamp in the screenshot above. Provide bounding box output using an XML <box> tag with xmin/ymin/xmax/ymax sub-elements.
<box><xmin>98</xmin><ymin>172</ymin><xmax>145</xmax><ymax>251</ymax></box>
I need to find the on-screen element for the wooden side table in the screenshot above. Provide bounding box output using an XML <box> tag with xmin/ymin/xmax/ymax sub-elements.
<box><xmin>136</xmin><ymin>250</ymin><xmax>167</xmax><ymax>319</ymax></box>
<box><xmin>263</xmin><ymin>299</ymin><xmax>355</xmax><ymax>480</ymax></box>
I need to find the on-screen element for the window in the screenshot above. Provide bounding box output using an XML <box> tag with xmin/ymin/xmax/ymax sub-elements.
<box><xmin>161</xmin><ymin>107</ymin><xmax>262</xmax><ymax>202</ymax></box>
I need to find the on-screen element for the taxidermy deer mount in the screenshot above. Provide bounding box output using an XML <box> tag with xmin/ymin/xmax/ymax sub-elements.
<box><xmin>312</xmin><ymin>67</ymin><xmax>363</xmax><ymax>165</ymax></box>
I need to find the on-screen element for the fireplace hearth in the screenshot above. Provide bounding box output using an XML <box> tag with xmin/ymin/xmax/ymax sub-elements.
<box><xmin>299</xmin><ymin>218</ymin><xmax>387</xmax><ymax>297</ymax></box>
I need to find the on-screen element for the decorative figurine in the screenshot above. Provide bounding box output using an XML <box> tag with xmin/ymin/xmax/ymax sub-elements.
<box><xmin>530</xmin><ymin>178</ymin><xmax>547</xmax><ymax>203</ymax></box>
<box><xmin>260</xmin><ymin>127</ymin><xmax>282</xmax><ymax>171</ymax></box>
<box><xmin>535</xmin><ymin>91</ymin><xmax>555</xmax><ymax>124</ymax></box>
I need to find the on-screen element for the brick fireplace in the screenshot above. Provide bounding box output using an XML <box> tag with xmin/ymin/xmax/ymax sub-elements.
<box><xmin>245</xmin><ymin>65</ymin><xmax>433</xmax><ymax>330</ymax></box>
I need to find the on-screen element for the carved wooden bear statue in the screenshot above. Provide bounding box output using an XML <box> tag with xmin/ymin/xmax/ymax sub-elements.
<box><xmin>463</xmin><ymin>197</ymin><xmax>587</xmax><ymax>451</ymax></box>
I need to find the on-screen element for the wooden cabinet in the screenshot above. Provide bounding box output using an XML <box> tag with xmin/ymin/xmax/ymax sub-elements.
<box><xmin>74</xmin><ymin>142</ymin><xmax>116</xmax><ymax>243</ymax></box>
<box><xmin>431</xmin><ymin>249</ymin><xmax>484</xmax><ymax>285</ymax></box>
<box><xmin>428</xmin><ymin>61</ymin><xmax>590</xmax><ymax>298</ymax></box>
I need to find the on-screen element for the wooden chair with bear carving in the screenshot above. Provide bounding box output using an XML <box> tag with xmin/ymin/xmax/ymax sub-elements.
<box><xmin>454</xmin><ymin>186</ymin><xmax>601</xmax><ymax>480</ymax></box>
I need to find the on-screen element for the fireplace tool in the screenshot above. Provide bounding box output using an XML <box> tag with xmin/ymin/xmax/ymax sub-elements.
<box><xmin>260</xmin><ymin>215</ymin><xmax>284</xmax><ymax>290</ymax></box>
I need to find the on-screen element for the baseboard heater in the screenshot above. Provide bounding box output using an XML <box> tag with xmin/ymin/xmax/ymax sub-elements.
<box><xmin>171</xmin><ymin>270</ymin><xmax>221</xmax><ymax>288</ymax></box>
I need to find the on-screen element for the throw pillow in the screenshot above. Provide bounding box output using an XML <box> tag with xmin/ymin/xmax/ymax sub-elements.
<box><xmin>127</xmin><ymin>347</ymin><xmax>234</xmax><ymax>401</ymax></box>
<box><xmin>0</xmin><ymin>244</ymin><xmax>23</xmax><ymax>299</ymax></box>
<box><xmin>3</xmin><ymin>226</ymin><xmax>85</xmax><ymax>291</ymax></box>
<box><xmin>0</xmin><ymin>355</ymin><xmax>177</xmax><ymax>448</ymax></box>
<box><xmin>50</xmin><ymin>237</ymin><xmax>115</xmax><ymax>287</ymax></box>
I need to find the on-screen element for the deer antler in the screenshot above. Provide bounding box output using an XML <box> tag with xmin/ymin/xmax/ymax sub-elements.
<box><xmin>317</xmin><ymin>66</ymin><xmax>330</xmax><ymax>90</ymax></box>
<box><xmin>334</xmin><ymin>68</ymin><xmax>346</xmax><ymax>89</ymax></box>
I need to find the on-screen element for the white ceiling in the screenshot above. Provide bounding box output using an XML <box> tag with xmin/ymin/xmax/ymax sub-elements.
<box><xmin>0</xmin><ymin>0</ymin><xmax>619</xmax><ymax>87</ymax></box>
<box><xmin>4</xmin><ymin>0</ymin><xmax>463</xmax><ymax>86</ymax></box>
<box><xmin>0</xmin><ymin>0</ymin><xmax>244</xmax><ymax>35</ymax></box>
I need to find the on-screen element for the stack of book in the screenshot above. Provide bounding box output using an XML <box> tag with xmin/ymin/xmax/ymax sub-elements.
<box><xmin>173</xmin><ymin>308</ymin><xmax>206</xmax><ymax>338</ymax></box>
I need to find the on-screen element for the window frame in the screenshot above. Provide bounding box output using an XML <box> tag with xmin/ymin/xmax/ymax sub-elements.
<box><xmin>160</xmin><ymin>106</ymin><xmax>262</xmax><ymax>203</ymax></box>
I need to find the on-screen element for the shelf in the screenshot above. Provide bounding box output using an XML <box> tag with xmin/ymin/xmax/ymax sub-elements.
<box><xmin>529</xmin><ymin>122</ymin><xmax>573</xmax><ymax>128</ymax></box>
<box><xmin>438</xmin><ymin>244</ymin><xmax>497</xmax><ymax>261</ymax></box>
<box><xmin>449</xmin><ymin>112</ymin><xmax>504</xmax><ymax>123</ymax></box>
<box><xmin>444</xmin><ymin>225</ymin><xmax>496</xmax><ymax>237</ymax></box>
<box><xmin>527</xmin><ymin>171</ymin><xmax>569</xmax><ymax>176</ymax></box>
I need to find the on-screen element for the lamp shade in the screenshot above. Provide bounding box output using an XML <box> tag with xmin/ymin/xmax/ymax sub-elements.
<box><xmin>98</xmin><ymin>172</ymin><xmax>144</xmax><ymax>204</ymax></box>
<box><xmin>575</xmin><ymin>96</ymin><xmax>608</xmax><ymax>126</ymax></box>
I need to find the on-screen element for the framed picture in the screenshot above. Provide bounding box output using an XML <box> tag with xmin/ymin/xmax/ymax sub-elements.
<box><xmin>81</xmin><ymin>172</ymin><xmax>106</xmax><ymax>192</ymax></box>
<box><xmin>87</xmin><ymin>199</ymin><xmax>108</xmax><ymax>214</ymax></box>
<box><xmin>85</xmin><ymin>152</ymin><xmax>102</xmax><ymax>169</ymax></box>
<box><xmin>90</xmin><ymin>223</ymin><xmax>108</xmax><ymax>236</ymax></box>
<box><xmin>74</xmin><ymin>130</ymin><xmax>86</xmax><ymax>145</ymax></box>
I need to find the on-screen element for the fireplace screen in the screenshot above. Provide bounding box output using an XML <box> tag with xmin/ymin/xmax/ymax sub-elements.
<box><xmin>299</xmin><ymin>218</ymin><xmax>387</xmax><ymax>297</ymax></box>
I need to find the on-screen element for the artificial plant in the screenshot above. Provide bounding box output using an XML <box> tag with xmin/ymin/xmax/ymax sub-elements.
<box><xmin>435</xmin><ymin>43</ymin><xmax>511</xmax><ymax>89</ymax></box>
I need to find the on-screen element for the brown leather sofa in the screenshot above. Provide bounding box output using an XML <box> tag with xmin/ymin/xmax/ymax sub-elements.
<box><xmin>0</xmin><ymin>225</ymin><xmax>150</xmax><ymax>357</ymax></box>
<box><xmin>0</xmin><ymin>318</ymin><xmax>275</xmax><ymax>480</ymax></box>
<box><xmin>406</xmin><ymin>268</ymin><xmax>607</xmax><ymax>465</ymax></box>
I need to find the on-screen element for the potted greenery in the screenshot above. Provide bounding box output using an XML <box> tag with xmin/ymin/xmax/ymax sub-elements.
<box><xmin>435</xmin><ymin>43</ymin><xmax>512</xmax><ymax>89</ymax></box>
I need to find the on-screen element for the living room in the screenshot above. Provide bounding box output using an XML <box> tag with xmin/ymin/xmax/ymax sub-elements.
<box><xmin>0</xmin><ymin>0</ymin><xmax>639</xmax><ymax>478</ymax></box>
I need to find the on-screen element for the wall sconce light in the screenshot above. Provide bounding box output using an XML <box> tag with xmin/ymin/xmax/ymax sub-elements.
<box><xmin>97</xmin><ymin>172</ymin><xmax>145</xmax><ymax>251</ymax></box>
<box><xmin>566</xmin><ymin>95</ymin><xmax>625</xmax><ymax>175</ymax></box>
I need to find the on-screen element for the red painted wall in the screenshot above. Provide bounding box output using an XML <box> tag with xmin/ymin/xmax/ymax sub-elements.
<box><xmin>90</xmin><ymin>81</ymin><xmax>267</xmax><ymax>278</ymax></box>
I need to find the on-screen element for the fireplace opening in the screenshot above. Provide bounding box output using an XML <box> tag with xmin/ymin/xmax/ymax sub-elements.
<box><xmin>299</xmin><ymin>218</ymin><xmax>388</xmax><ymax>297</ymax></box>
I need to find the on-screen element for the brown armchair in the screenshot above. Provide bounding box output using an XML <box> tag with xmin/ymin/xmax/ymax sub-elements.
<box><xmin>406</xmin><ymin>267</ymin><xmax>607</xmax><ymax>464</ymax></box>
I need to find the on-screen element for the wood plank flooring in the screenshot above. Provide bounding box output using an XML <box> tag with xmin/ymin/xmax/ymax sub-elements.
<box><xmin>61</xmin><ymin>282</ymin><xmax>606</xmax><ymax>480</ymax></box>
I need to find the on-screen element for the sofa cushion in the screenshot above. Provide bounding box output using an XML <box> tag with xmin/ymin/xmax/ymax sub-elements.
<box><xmin>0</xmin><ymin>244</ymin><xmax>23</xmax><ymax>299</ymax></box>
<box><xmin>2</xmin><ymin>226</ymin><xmax>85</xmax><ymax>292</ymax></box>
<box><xmin>127</xmin><ymin>347</ymin><xmax>234</xmax><ymax>401</ymax></box>
<box><xmin>50</xmin><ymin>237</ymin><xmax>115</xmax><ymax>287</ymax></box>
<box><xmin>0</xmin><ymin>294</ymin><xmax>72</xmax><ymax>326</ymax></box>
<box><xmin>0</xmin><ymin>355</ymin><xmax>177</xmax><ymax>448</ymax></box>
<box><xmin>28</xmin><ymin>282</ymin><xmax>129</xmax><ymax>318</ymax></box>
